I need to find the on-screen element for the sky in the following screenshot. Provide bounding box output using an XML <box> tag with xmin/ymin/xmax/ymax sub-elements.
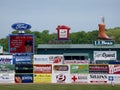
<box><xmin>0</xmin><ymin>0</ymin><xmax>120</xmax><ymax>38</ymax></box>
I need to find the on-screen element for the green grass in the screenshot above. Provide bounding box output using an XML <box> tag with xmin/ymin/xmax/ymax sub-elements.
<box><xmin>0</xmin><ymin>84</ymin><xmax>120</xmax><ymax>90</ymax></box>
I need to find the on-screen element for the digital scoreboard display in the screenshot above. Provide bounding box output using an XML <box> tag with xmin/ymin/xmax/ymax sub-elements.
<box><xmin>9</xmin><ymin>34</ymin><xmax>34</xmax><ymax>54</ymax></box>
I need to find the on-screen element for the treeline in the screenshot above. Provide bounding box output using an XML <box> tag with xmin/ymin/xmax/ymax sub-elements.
<box><xmin>0</xmin><ymin>27</ymin><xmax>120</xmax><ymax>53</ymax></box>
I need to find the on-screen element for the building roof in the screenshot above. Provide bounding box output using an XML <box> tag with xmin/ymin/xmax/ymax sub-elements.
<box><xmin>37</xmin><ymin>44</ymin><xmax>120</xmax><ymax>49</ymax></box>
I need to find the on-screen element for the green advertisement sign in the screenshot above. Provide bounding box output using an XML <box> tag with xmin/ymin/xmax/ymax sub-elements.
<box><xmin>0</xmin><ymin>64</ymin><xmax>15</xmax><ymax>73</ymax></box>
<box><xmin>70</xmin><ymin>64</ymin><xmax>89</xmax><ymax>74</ymax></box>
<box><xmin>93</xmin><ymin>40</ymin><xmax>114</xmax><ymax>46</ymax></box>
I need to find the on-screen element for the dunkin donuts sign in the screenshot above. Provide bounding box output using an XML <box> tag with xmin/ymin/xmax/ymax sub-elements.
<box><xmin>94</xmin><ymin>51</ymin><xmax>116</xmax><ymax>60</ymax></box>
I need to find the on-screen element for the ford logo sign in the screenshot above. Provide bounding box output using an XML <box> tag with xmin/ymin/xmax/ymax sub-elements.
<box><xmin>11</xmin><ymin>23</ymin><xmax>31</xmax><ymax>30</ymax></box>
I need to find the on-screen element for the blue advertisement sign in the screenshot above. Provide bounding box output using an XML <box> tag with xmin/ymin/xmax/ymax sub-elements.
<box><xmin>13</xmin><ymin>54</ymin><xmax>32</xmax><ymax>64</ymax></box>
<box><xmin>15</xmin><ymin>74</ymin><xmax>33</xmax><ymax>83</ymax></box>
<box><xmin>11</xmin><ymin>23</ymin><xmax>31</xmax><ymax>30</ymax></box>
<box><xmin>108</xmin><ymin>76</ymin><xmax>114</xmax><ymax>81</ymax></box>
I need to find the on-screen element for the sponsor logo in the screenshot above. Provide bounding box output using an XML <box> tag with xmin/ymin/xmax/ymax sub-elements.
<box><xmin>34</xmin><ymin>66</ymin><xmax>51</xmax><ymax>72</ymax></box>
<box><xmin>78</xmin><ymin>76</ymin><xmax>87</xmax><ymax>80</ymax></box>
<box><xmin>72</xmin><ymin>75</ymin><xmax>77</xmax><ymax>82</ymax></box>
<box><xmin>109</xmin><ymin>65</ymin><xmax>120</xmax><ymax>74</ymax></box>
<box><xmin>34</xmin><ymin>57</ymin><xmax>48</xmax><ymax>62</ymax></box>
<box><xmin>0</xmin><ymin>66</ymin><xmax>9</xmax><ymax>72</ymax></box>
<box><xmin>56</xmin><ymin>74</ymin><xmax>66</xmax><ymax>82</ymax></box>
<box><xmin>0</xmin><ymin>74</ymin><xmax>9</xmax><ymax>79</ymax></box>
<box><xmin>34</xmin><ymin>65</ymin><xmax>52</xmax><ymax>73</ymax></box>
<box><xmin>0</xmin><ymin>58</ymin><xmax>12</xmax><ymax>64</ymax></box>
<box><xmin>11</xmin><ymin>23</ymin><xmax>31</xmax><ymax>30</ymax></box>
<box><xmin>94</xmin><ymin>53</ymin><xmax>115</xmax><ymax>58</ymax></box>
<box><xmin>22</xmin><ymin>76</ymin><xmax>32</xmax><ymax>81</ymax></box>
<box><xmin>49</xmin><ymin>56</ymin><xmax>63</xmax><ymax>63</ymax></box>
<box><xmin>94</xmin><ymin>51</ymin><xmax>116</xmax><ymax>60</ymax></box>
<box><xmin>89</xmin><ymin>65</ymin><xmax>108</xmax><ymax>74</ymax></box>
<box><xmin>114</xmin><ymin>66</ymin><xmax>120</xmax><ymax>73</ymax></box>
<box><xmin>54</xmin><ymin>65</ymin><xmax>68</xmax><ymax>71</ymax></box>
<box><xmin>108</xmin><ymin>76</ymin><xmax>114</xmax><ymax>81</ymax></box>
<box><xmin>90</xmin><ymin>74</ymin><xmax>107</xmax><ymax>79</ymax></box>
<box><xmin>94</xmin><ymin>40</ymin><xmax>114</xmax><ymax>46</ymax></box>
<box><xmin>71</xmin><ymin>75</ymin><xmax>88</xmax><ymax>83</ymax></box>
<box><xmin>89</xmin><ymin>65</ymin><xmax>108</xmax><ymax>70</ymax></box>
<box><xmin>64</xmin><ymin>60</ymin><xmax>89</xmax><ymax>64</ymax></box>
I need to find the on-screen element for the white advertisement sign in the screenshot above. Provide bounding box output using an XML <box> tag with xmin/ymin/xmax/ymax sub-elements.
<box><xmin>64</xmin><ymin>60</ymin><xmax>89</xmax><ymax>64</ymax></box>
<box><xmin>0</xmin><ymin>55</ymin><xmax>13</xmax><ymax>64</ymax></box>
<box><xmin>71</xmin><ymin>74</ymin><xmax>88</xmax><ymax>83</ymax></box>
<box><xmin>108</xmin><ymin>74</ymin><xmax>120</xmax><ymax>84</ymax></box>
<box><xmin>52</xmin><ymin>64</ymin><xmax>70</xmax><ymax>83</ymax></box>
<box><xmin>94</xmin><ymin>51</ymin><xmax>116</xmax><ymax>60</ymax></box>
<box><xmin>88</xmin><ymin>74</ymin><xmax>108</xmax><ymax>84</ymax></box>
<box><xmin>33</xmin><ymin>55</ymin><xmax>63</xmax><ymax>64</ymax></box>
<box><xmin>59</xmin><ymin>29</ymin><xmax>68</xmax><ymax>38</ymax></box>
<box><xmin>0</xmin><ymin>73</ymin><xmax>15</xmax><ymax>83</ymax></box>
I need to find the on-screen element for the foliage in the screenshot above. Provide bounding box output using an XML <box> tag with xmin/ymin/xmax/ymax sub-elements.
<box><xmin>0</xmin><ymin>27</ymin><xmax>120</xmax><ymax>53</ymax></box>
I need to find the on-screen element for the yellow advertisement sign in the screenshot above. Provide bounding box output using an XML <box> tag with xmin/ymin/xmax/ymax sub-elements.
<box><xmin>34</xmin><ymin>74</ymin><xmax>52</xmax><ymax>83</ymax></box>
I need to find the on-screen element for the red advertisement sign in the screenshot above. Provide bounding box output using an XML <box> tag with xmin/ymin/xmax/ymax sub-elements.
<box><xmin>89</xmin><ymin>65</ymin><xmax>109</xmax><ymax>74</ymax></box>
<box><xmin>9</xmin><ymin>34</ymin><xmax>34</xmax><ymax>53</ymax></box>
<box><xmin>109</xmin><ymin>65</ymin><xmax>120</xmax><ymax>74</ymax></box>
<box><xmin>56</xmin><ymin>25</ymin><xmax>70</xmax><ymax>40</ymax></box>
<box><xmin>34</xmin><ymin>64</ymin><xmax>52</xmax><ymax>74</ymax></box>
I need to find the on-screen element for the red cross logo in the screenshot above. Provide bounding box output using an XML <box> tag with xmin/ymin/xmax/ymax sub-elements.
<box><xmin>72</xmin><ymin>75</ymin><xmax>77</xmax><ymax>82</ymax></box>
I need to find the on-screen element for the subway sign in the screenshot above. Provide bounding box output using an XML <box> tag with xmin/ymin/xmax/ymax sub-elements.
<box><xmin>93</xmin><ymin>40</ymin><xmax>114</xmax><ymax>46</ymax></box>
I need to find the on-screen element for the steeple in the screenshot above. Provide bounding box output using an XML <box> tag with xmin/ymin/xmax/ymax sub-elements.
<box><xmin>101</xmin><ymin>16</ymin><xmax>105</xmax><ymax>24</ymax></box>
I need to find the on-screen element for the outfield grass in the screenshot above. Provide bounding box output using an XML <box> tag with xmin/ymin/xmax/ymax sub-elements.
<box><xmin>0</xmin><ymin>84</ymin><xmax>120</xmax><ymax>90</ymax></box>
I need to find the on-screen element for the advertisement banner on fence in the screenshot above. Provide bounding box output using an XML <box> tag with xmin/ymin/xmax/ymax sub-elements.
<box><xmin>52</xmin><ymin>64</ymin><xmax>70</xmax><ymax>83</ymax></box>
<box><xmin>0</xmin><ymin>73</ymin><xmax>15</xmax><ymax>83</ymax></box>
<box><xmin>70</xmin><ymin>64</ymin><xmax>89</xmax><ymax>74</ymax></box>
<box><xmin>33</xmin><ymin>55</ymin><xmax>63</xmax><ymax>64</ymax></box>
<box><xmin>0</xmin><ymin>64</ymin><xmax>15</xmax><ymax>73</ymax></box>
<box><xmin>94</xmin><ymin>51</ymin><xmax>116</xmax><ymax>60</ymax></box>
<box><xmin>71</xmin><ymin>74</ymin><xmax>88</xmax><ymax>84</ymax></box>
<box><xmin>33</xmin><ymin>64</ymin><xmax>52</xmax><ymax>74</ymax></box>
<box><xmin>88</xmin><ymin>74</ymin><xmax>108</xmax><ymax>84</ymax></box>
<box><xmin>89</xmin><ymin>65</ymin><xmax>109</xmax><ymax>74</ymax></box>
<box><xmin>0</xmin><ymin>55</ymin><xmax>13</xmax><ymax>64</ymax></box>
<box><xmin>13</xmin><ymin>54</ymin><xmax>33</xmax><ymax>64</ymax></box>
<box><xmin>109</xmin><ymin>65</ymin><xmax>120</xmax><ymax>74</ymax></box>
<box><xmin>15</xmin><ymin>64</ymin><xmax>33</xmax><ymax>73</ymax></box>
<box><xmin>108</xmin><ymin>74</ymin><xmax>120</xmax><ymax>84</ymax></box>
<box><xmin>34</xmin><ymin>74</ymin><xmax>52</xmax><ymax>83</ymax></box>
<box><xmin>64</xmin><ymin>60</ymin><xmax>89</xmax><ymax>64</ymax></box>
<box><xmin>15</xmin><ymin>74</ymin><xmax>33</xmax><ymax>83</ymax></box>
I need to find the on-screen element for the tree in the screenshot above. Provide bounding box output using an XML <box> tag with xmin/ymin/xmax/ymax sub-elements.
<box><xmin>0</xmin><ymin>27</ymin><xmax>120</xmax><ymax>53</ymax></box>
